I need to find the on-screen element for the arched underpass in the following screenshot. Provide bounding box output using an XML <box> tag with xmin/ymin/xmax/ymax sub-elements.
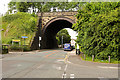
<box><xmin>41</xmin><ymin>17</ymin><xmax>75</xmax><ymax>49</ymax></box>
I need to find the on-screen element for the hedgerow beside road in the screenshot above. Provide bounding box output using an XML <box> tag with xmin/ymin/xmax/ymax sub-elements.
<box><xmin>73</xmin><ymin>2</ymin><xmax>120</xmax><ymax>60</ymax></box>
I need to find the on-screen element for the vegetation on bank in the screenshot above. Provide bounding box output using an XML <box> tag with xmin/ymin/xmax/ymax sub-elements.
<box><xmin>80</xmin><ymin>54</ymin><xmax>120</xmax><ymax>64</ymax></box>
<box><xmin>73</xmin><ymin>2</ymin><xmax>120</xmax><ymax>61</ymax></box>
<box><xmin>1</xmin><ymin>12</ymin><xmax>37</xmax><ymax>46</ymax></box>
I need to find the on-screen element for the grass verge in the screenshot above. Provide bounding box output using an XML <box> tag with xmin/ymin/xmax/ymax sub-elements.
<box><xmin>81</xmin><ymin>54</ymin><xmax>120</xmax><ymax>64</ymax></box>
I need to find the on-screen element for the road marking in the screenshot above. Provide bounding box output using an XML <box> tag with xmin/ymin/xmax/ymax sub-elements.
<box><xmin>97</xmin><ymin>66</ymin><xmax>118</xmax><ymax>69</ymax></box>
<box><xmin>58</xmin><ymin>67</ymin><xmax>61</xmax><ymax>70</ymax></box>
<box><xmin>67</xmin><ymin>61</ymin><xmax>72</xmax><ymax>63</ymax></box>
<box><xmin>56</xmin><ymin>67</ymin><xmax>61</xmax><ymax>70</ymax></box>
<box><xmin>57</xmin><ymin>59</ymin><xmax>64</xmax><ymax>62</ymax></box>
<box><xmin>17</xmin><ymin>64</ymin><xmax>22</xmax><ymax>67</ymax></box>
<box><xmin>44</xmin><ymin>52</ymin><xmax>55</xmax><ymax>58</ymax></box>
<box><xmin>37</xmin><ymin>64</ymin><xmax>44</xmax><ymax>69</ymax></box>
<box><xmin>98</xmin><ymin>77</ymin><xmax>104</xmax><ymax>78</ymax></box>
<box><xmin>64</xmin><ymin>64</ymin><xmax>68</xmax><ymax>71</ymax></box>
<box><xmin>70</xmin><ymin>74</ymin><xmax>75</xmax><ymax>79</ymax></box>
<box><xmin>62</xmin><ymin>74</ymin><xmax>66</xmax><ymax>78</ymax></box>
<box><xmin>64</xmin><ymin>55</ymin><xmax>68</xmax><ymax>63</ymax></box>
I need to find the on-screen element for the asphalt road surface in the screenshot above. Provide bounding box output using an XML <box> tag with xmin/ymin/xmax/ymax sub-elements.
<box><xmin>2</xmin><ymin>49</ymin><xmax>119</xmax><ymax>79</ymax></box>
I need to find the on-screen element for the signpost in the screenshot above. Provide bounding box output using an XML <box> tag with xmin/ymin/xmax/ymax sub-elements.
<box><xmin>39</xmin><ymin>36</ymin><xmax>41</xmax><ymax>49</ymax></box>
<box><xmin>21</xmin><ymin>36</ymin><xmax>28</xmax><ymax>46</ymax></box>
<box><xmin>21</xmin><ymin>36</ymin><xmax>28</xmax><ymax>51</ymax></box>
<box><xmin>61</xmin><ymin>36</ymin><xmax>63</xmax><ymax>48</ymax></box>
<box><xmin>12</xmin><ymin>39</ymin><xmax>20</xmax><ymax>45</ymax></box>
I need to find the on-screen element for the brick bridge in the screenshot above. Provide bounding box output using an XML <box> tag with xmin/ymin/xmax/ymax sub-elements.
<box><xmin>31</xmin><ymin>11</ymin><xmax>78</xmax><ymax>49</ymax></box>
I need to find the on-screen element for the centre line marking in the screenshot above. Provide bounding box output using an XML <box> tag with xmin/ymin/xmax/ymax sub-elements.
<box><xmin>44</xmin><ymin>52</ymin><xmax>56</xmax><ymax>58</ymax></box>
<box><xmin>64</xmin><ymin>64</ymin><xmax>68</xmax><ymax>71</ymax></box>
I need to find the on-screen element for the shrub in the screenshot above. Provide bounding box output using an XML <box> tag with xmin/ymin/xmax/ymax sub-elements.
<box><xmin>23</xmin><ymin>46</ymin><xmax>31</xmax><ymax>51</ymax></box>
<box><xmin>10</xmin><ymin>45</ymin><xmax>23</xmax><ymax>51</ymax></box>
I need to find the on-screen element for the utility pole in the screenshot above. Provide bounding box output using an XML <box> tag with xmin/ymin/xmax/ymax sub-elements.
<box><xmin>38</xmin><ymin>6</ymin><xmax>43</xmax><ymax>49</ymax></box>
<box><xmin>61</xmin><ymin>36</ymin><xmax>63</xmax><ymax>48</ymax></box>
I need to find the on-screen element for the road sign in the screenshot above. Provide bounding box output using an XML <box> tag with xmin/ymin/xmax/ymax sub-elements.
<box><xmin>39</xmin><ymin>37</ymin><xmax>41</xmax><ymax>40</ymax></box>
<box><xmin>12</xmin><ymin>39</ymin><xmax>20</xmax><ymax>42</ymax></box>
<box><xmin>21</xmin><ymin>36</ymin><xmax>28</xmax><ymax>38</ymax></box>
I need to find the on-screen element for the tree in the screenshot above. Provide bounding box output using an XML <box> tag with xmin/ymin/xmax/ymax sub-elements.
<box><xmin>56</xmin><ymin>29</ymin><xmax>71</xmax><ymax>45</ymax></box>
<box><xmin>8</xmin><ymin>2</ymin><xmax>85</xmax><ymax>13</ymax></box>
<box><xmin>73</xmin><ymin>2</ymin><xmax>120</xmax><ymax>60</ymax></box>
<box><xmin>16</xmin><ymin>2</ymin><xmax>30</xmax><ymax>12</ymax></box>
<box><xmin>8</xmin><ymin>2</ymin><xmax>16</xmax><ymax>13</ymax></box>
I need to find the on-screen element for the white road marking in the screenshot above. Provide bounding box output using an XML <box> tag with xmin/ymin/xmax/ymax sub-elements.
<box><xmin>57</xmin><ymin>59</ymin><xmax>64</xmax><ymax>62</ymax></box>
<box><xmin>58</xmin><ymin>67</ymin><xmax>61</xmax><ymax>70</ymax></box>
<box><xmin>67</xmin><ymin>61</ymin><xmax>72</xmax><ymax>63</ymax></box>
<box><xmin>98</xmin><ymin>77</ymin><xmax>104</xmax><ymax>78</ymax></box>
<box><xmin>70</xmin><ymin>74</ymin><xmax>75</xmax><ymax>78</ymax></box>
<box><xmin>62</xmin><ymin>74</ymin><xmax>66</xmax><ymax>78</ymax></box>
<box><xmin>64</xmin><ymin>64</ymin><xmax>68</xmax><ymax>71</ymax></box>
<box><xmin>97</xmin><ymin>66</ymin><xmax>118</xmax><ymax>69</ymax></box>
<box><xmin>17</xmin><ymin>64</ymin><xmax>22</xmax><ymax>67</ymax></box>
<box><xmin>98</xmin><ymin>77</ymin><xmax>110</xmax><ymax>80</ymax></box>
<box><xmin>54</xmin><ymin>66</ymin><xmax>62</xmax><ymax>70</ymax></box>
<box><xmin>37</xmin><ymin>64</ymin><xmax>44</xmax><ymax>69</ymax></box>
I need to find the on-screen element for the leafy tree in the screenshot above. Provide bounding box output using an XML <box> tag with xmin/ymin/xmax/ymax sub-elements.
<box><xmin>16</xmin><ymin>2</ymin><xmax>30</xmax><ymax>12</ymax></box>
<box><xmin>8</xmin><ymin>2</ymin><xmax>85</xmax><ymax>13</ymax></box>
<box><xmin>56</xmin><ymin>29</ymin><xmax>71</xmax><ymax>45</ymax></box>
<box><xmin>8</xmin><ymin>2</ymin><xmax>16</xmax><ymax>13</ymax></box>
<box><xmin>73</xmin><ymin>2</ymin><xmax>120</xmax><ymax>60</ymax></box>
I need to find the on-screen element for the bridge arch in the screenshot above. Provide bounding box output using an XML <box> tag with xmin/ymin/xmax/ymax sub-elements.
<box><xmin>41</xmin><ymin>17</ymin><xmax>75</xmax><ymax>49</ymax></box>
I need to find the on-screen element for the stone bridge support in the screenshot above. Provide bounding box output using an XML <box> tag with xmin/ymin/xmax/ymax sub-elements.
<box><xmin>31</xmin><ymin>11</ymin><xmax>77</xmax><ymax>49</ymax></box>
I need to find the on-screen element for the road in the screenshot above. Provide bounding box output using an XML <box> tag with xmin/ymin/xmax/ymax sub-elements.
<box><xmin>1</xmin><ymin>49</ymin><xmax>119</xmax><ymax>79</ymax></box>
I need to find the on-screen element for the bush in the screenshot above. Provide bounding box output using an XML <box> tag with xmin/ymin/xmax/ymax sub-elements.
<box><xmin>10</xmin><ymin>45</ymin><xmax>31</xmax><ymax>51</ymax></box>
<box><xmin>10</xmin><ymin>45</ymin><xmax>23</xmax><ymax>51</ymax></box>
<box><xmin>73</xmin><ymin>2</ymin><xmax>120</xmax><ymax>60</ymax></box>
<box><xmin>23</xmin><ymin>46</ymin><xmax>31</xmax><ymax>51</ymax></box>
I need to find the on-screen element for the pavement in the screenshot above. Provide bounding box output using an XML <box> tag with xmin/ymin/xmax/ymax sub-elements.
<box><xmin>1</xmin><ymin>49</ymin><xmax>119</xmax><ymax>79</ymax></box>
<box><xmin>65</xmin><ymin>50</ymin><xmax>119</xmax><ymax>79</ymax></box>
<box><xmin>67</xmin><ymin>50</ymin><xmax>118</xmax><ymax>68</ymax></box>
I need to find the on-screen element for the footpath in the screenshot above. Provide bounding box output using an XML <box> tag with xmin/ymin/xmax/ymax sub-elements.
<box><xmin>67</xmin><ymin>49</ymin><xmax>118</xmax><ymax>68</ymax></box>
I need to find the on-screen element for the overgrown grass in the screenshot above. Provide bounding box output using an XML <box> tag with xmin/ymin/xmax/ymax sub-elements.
<box><xmin>81</xmin><ymin>54</ymin><xmax>120</xmax><ymax>64</ymax></box>
<box><xmin>1</xmin><ymin>12</ymin><xmax>38</xmax><ymax>46</ymax></box>
<box><xmin>10</xmin><ymin>45</ymin><xmax>31</xmax><ymax>51</ymax></box>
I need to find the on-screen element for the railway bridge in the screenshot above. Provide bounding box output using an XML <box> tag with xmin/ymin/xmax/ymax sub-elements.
<box><xmin>31</xmin><ymin>11</ymin><xmax>78</xmax><ymax>49</ymax></box>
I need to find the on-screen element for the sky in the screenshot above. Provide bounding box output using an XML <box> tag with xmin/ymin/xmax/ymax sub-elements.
<box><xmin>0</xmin><ymin>0</ymin><xmax>11</xmax><ymax>15</ymax></box>
<box><xmin>0</xmin><ymin>0</ymin><xmax>78</xmax><ymax>39</ymax></box>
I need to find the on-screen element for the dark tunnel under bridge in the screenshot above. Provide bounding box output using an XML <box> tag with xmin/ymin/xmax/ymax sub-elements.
<box><xmin>41</xmin><ymin>17</ymin><xmax>75</xmax><ymax>49</ymax></box>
